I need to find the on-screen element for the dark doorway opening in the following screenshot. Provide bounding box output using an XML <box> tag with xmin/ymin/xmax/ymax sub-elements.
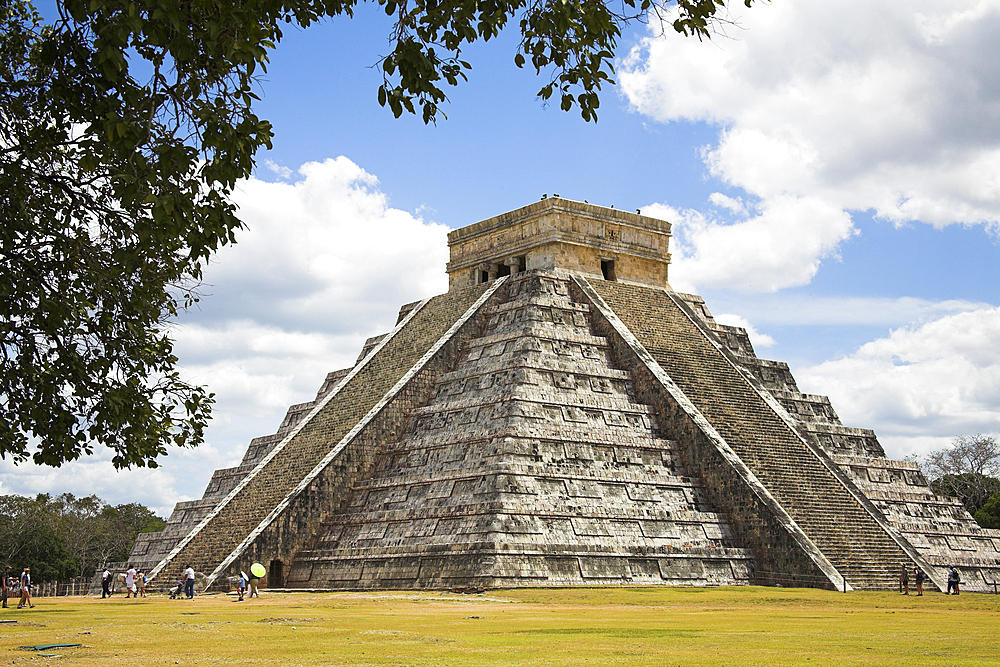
<box><xmin>497</xmin><ymin>263</ymin><xmax>511</xmax><ymax>278</ymax></box>
<box><xmin>478</xmin><ymin>269</ymin><xmax>489</xmax><ymax>284</ymax></box>
<box><xmin>601</xmin><ymin>259</ymin><xmax>616</xmax><ymax>281</ymax></box>
<box><xmin>269</xmin><ymin>559</ymin><xmax>283</xmax><ymax>588</ymax></box>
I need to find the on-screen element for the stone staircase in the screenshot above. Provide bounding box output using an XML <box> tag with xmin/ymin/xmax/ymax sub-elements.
<box><xmin>586</xmin><ymin>280</ymin><xmax>916</xmax><ymax>590</ymax></box>
<box><xmin>289</xmin><ymin>271</ymin><xmax>754</xmax><ymax>588</ymax></box>
<box><xmin>128</xmin><ymin>368</ymin><xmax>353</xmax><ymax>576</ymax></box>
<box><xmin>672</xmin><ymin>290</ymin><xmax>1000</xmax><ymax>592</ymax></box>
<box><xmin>147</xmin><ymin>281</ymin><xmax>493</xmax><ymax>588</ymax></box>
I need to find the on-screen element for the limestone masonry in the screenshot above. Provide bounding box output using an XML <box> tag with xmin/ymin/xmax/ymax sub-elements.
<box><xmin>129</xmin><ymin>197</ymin><xmax>1000</xmax><ymax>592</ymax></box>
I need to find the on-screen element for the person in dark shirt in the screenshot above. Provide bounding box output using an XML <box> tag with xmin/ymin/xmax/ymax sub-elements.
<box><xmin>1</xmin><ymin>566</ymin><xmax>10</xmax><ymax>608</ymax></box>
<box><xmin>947</xmin><ymin>566</ymin><xmax>961</xmax><ymax>595</ymax></box>
<box><xmin>17</xmin><ymin>567</ymin><xmax>33</xmax><ymax>608</ymax></box>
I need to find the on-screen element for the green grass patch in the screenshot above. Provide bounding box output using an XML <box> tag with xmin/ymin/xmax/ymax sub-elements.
<box><xmin>0</xmin><ymin>586</ymin><xmax>997</xmax><ymax>666</ymax></box>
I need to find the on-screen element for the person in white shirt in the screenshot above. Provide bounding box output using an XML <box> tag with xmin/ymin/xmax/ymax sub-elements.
<box><xmin>183</xmin><ymin>566</ymin><xmax>195</xmax><ymax>599</ymax></box>
<box><xmin>101</xmin><ymin>568</ymin><xmax>112</xmax><ymax>598</ymax></box>
<box><xmin>125</xmin><ymin>566</ymin><xmax>137</xmax><ymax>598</ymax></box>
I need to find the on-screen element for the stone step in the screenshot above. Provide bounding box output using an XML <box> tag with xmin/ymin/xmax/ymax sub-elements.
<box><xmin>588</xmin><ymin>280</ymin><xmax>915</xmax><ymax>590</ymax></box>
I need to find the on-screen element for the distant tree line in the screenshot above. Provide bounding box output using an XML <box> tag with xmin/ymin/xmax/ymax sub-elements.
<box><xmin>0</xmin><ymin>493</ymin><xmax>164</xmax><ymax>582</ymax></box>
<box><xmin>922</xmin><ymin>434</ymin><xmax>1000</xmax><ymax>529</ymax></box>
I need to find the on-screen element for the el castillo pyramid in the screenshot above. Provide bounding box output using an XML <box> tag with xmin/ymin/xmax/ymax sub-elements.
<box><xmin>129</xmin><ymin>198</ymin><xmax>1000</xmax><ymax>593</ymax></box>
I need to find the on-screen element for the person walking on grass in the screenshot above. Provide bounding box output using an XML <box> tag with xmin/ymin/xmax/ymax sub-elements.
<box><xmin>101</xmin><ymin>567</ymin><xmax>112</xmax><ymax>598</ymax></box>
<box><xmin>184</xmin><ymin>565</ymin><xmax>195</xmax><ymax>599</ymax></box>
<box><xmin>125</xmin><ymin>565</ymin><xmax>137</xmax><ymax>598</ymax></box>
<box><xmin>17</xmin><ymin>567</ymin><xmax>33</xmax><ymax>608</ymax></box>
<box><xmin>914</xmin><ymin>567</ymin><xmax>925</xmax><ymax>596</ymax></box>
<box><xmin>137</xmin><ymin>572</ymin><xmax>147</xmax><ymax>598</ymax></box>
<box><xmin>900</xmin><ymin>563</ymin><xmax>909</xmax><ymax>595</ymax></box>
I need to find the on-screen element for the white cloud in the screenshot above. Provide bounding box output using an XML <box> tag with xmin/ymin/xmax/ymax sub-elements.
<box><xmin>713</xmin><ymin>313</ymin><xmax>776</xmax><ymax>348</ymax></box>
<box><xmin>203</xmin><ymin>157</ymin><xmax>449</xmax><ymax>332</ymax></box>
<box><xmin>0</xmin><ymin>447</ymin><xmax>211</xmax><ymax>518</ymax></box>
<box><xmin>795</xmin><ymin>307</ymin><xmax>1000</xmax><ymax>459</ymax></box>
<box><xmin>646</xmin><ymin>197</ymin><xmax>854</xmax><ymax>294</ymax></box>
<box><xmin>264</xmin><ymin>159</ymin><xmax>293</xmax><ymax>180</ymax></box>
<box><xmin>0</xmin><ymin>157</ymin><xmax>450</xmax><ymax>516</ymax></box>
<box><xmin>708</xmin><ymin>192</ymin><xmax>747</xmax><ymax>216</ymax></box>
<box><xmin>705</xmin><ymin>294</ymin><xmax>990</xmax><ymax>328</ymax></box>
<box><xmin>625</xmin><ymin>0</ymin><xmax>1000</xmax><ymax>292</ymax></box>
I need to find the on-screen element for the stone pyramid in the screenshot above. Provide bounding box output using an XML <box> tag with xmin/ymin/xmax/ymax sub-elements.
<box><xmin>130</xmin><ymin>198</ymin><xmax>1000</xmax><ymax>592</ymax></box>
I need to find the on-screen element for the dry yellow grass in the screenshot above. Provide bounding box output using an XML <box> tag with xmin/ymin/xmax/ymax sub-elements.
<box><xmin>1</xmin><ymin>586</ymin><xmax>997</xmax><ymax>666</ymax></box>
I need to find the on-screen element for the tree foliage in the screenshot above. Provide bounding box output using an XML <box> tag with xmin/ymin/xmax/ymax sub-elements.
<box><xmin>1</xmin><ymin>0</ymin><xmax>749</xmax><ymax>468</ymax></box>
<box><xmin>377</xmin><ymin>0</ymin><xmax>751</xmax><ymax>122</ymax></box>
<box><xmin>974</xmin><ymin>490</ymin><xmax>1000</xmax><ymax>530</ymax></box>
<box><xmin>925</xmin><ymin>434</ymin><xmax>1000</xmax><ymax>521</ymax></box>
<box><xmin>0</xmin><ymin>493</ymin><xmax>164</xmax><ymax>580</ymax></box>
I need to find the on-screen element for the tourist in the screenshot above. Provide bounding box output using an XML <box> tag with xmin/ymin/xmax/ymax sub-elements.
<box><xmin>17</xmin><ymin>567</ymin><xmax>33</xmax><ymax>608</ymax></box>
<box><xmin>900</xmin><ymin>563</ymin><xmax>909</xmax><ymax>595</ymax></box>
<box><xmin>184</xmin><ymin>565</ymin><xmax>196</xmax><ymax>599</ymax></box>
<box><xmin>236</xmin><ymin>573</ymin><xmax>246</xmax><ymax>602</ymax></box>
<box><xmin>125</xmin><ymin>565</ymin><xmax>137</xmax><ymax>598</ymax></box>
<box><xmin>947</xmin><ymin>566</ymin><xmax>961</xmax><ymax>595</ymax></box>
<box><xmin>137</xmin><ymin>572</ymin><xmax>147</xmax><ymax>597</ymax></box>
<box><xmin>914</xmin><ymin>567</ymin><xmax>925</xmax><ymax>596</ymax></box>
<box><xmin>1</xmin><ymin>566</ymin><xmax>11</xmax><ymax>608</ymax></box>
<box><xmin>248</xmin><ymin>573</ymin><xmax>260</xmax><ymax>599</ymax></box>
<box><xmin>101</xmin><ymin>567</ymin><xmax>112</xmax><ymax>598</ymax></box>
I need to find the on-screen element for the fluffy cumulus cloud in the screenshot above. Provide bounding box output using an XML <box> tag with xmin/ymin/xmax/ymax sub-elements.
<box><xmin>795</xmin><ymin>307</ymin><xmax>1000</xmax><ymax>459</ymax></box>
<box><xmin>0</xmin><ymin>158</ymin><xmax>449</xmax><ymax>515</ymax></box>
<box><xmin>623</xmin><ymin>0</ymin><xmax>1000</xmax><ymax>293</ymax></box>
<box><xmin>199</xmin><ymin>157</ymin><xmax>449</xmax><ymax>333</ymax></box>
<box><xmin>0</xmin><ymin>444</ymin><xmax>234</xmax><ymax>518</ymax></box>
<box><xmin>171</xmin><ymin>157</ymin><xmax>450</xmax><ymax>429</ymax></box>
<box><xmin>643</xmin><ymin>199</ymin><xmax>853</xmax><ymax>293</ymax></box>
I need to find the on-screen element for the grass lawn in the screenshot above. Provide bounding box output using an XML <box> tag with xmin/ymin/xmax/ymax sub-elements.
<box><xmin>1</xmin><ymin>586</ymin><xmax>997</xmax><ymax>666</ymax></box>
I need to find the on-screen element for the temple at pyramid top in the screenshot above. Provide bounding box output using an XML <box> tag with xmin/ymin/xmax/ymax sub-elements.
<box><xmin>446</xmin><ymin>197</ymin><xmax>671</xmax><ymax>290</ymax></box>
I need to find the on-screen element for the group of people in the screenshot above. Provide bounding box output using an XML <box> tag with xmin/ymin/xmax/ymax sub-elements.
<box><xmin>165</xmin><ymin>565</ymin><xmax>261</xmax><ymax>601</ymax></box>
<box><xmin>235</xmin><ymin>571</ymin><xmax>261</xmax><ymax>601</ymax></box>
<box><xmin>898</xmin><ymin>563</ymin><xmax>927</xmax><ymax>595</ymax></box>
<box><xmin>101</xmin><ymin>566</ymin><xmax>147</xmax><ymax>598</ymax></box>
<box><xmin>1</xmin><ymin>566</ymin><xmax>34</xmax><ymax>609</ymax></box>
<box><xmin>899</xmin><ymin>563</ymin><xmax>963</xmax><ymax>595</ymax></box>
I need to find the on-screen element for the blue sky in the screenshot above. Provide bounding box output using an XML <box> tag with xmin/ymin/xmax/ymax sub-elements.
<box><xmin>3</xmin><ymin>0</ymin><xmax>998</xmax><ymax>516</ymax></box>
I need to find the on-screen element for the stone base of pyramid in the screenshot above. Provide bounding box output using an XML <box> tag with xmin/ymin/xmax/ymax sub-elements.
<box><xmin>288</xmin><ymin>548</ymin><xmax>754</xmax><ymax>589</ymax></box>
